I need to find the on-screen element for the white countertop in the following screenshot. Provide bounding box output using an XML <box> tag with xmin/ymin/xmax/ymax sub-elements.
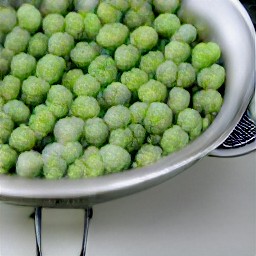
<box><xmin>0</xmin><ymin>152</ymin><xmax>255</xmax><ymax>256</ymax></box>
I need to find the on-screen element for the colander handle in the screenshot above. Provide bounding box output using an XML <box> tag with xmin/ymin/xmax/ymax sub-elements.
<box><xmin>34</xmin><ymin>207</ymin><xmax>93</xmax><ymax>256</ymax></box>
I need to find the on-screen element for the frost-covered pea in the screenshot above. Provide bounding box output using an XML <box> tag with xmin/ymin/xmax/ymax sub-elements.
<box><xmin>144</xmin><ymin>102</ymin><xmax>173</xmax><ymax>135</ymax></box>
<box><xmin>61</xmin><ymin>142</ymin><xmax>83</xmax><ymax>165</ymax></box>
<box><xmin>103</xmin><ymin>82</ymin><xmax>131</xmax><ymax>107</ymax></box>
<box><xmin>0</xmin><ymin>75</ymin><xmax>21</xmax><ymax>101</ymax></box>
<box><xmin>172</xmin><ymin>24</ymin><xmax>197</xmax><ymax>44</ymax></box>
<box><xmin>124</xmin><ymin>10</ymin><xmax>144</xmax><ymax>30</ymax></box>
<box><xmin>46</xmin><ymin>85</ymin><xmax>73</xmax><ymax>107</ymax></box>
<box><xmin>147</xmin><ymin>134</ymin><xmax>161</xmax><ymax>145</ymax></box>
<box><xmin>193</xmin><ymin>89</ymin><xmax>223</xmax><ymax>115</ymax></box>
<box><xmin>127</xmin><ymin>123</ymin><xmax>146</xmax><ymax>152</ymax></box>
<box><xmin>153</xmin><ymin>0</ymin><xmax>180</xmax><ymax>13</ymax></box>
<box><xmin>0</xmin><ymin>112</ymin><xmax>14</xmax><ymax>144</ymax></box>
<box><xmin>73</xmin><ymin>74</ymin><xmax>100</xmax><ymax>97</ymax></box>
<box><xmin>0</xmin><ymin>48</ymin><xmax>15</xmax><ymax>64</ymax></box>
<box><xmin>0</xmin><ymin>144</ymin><xmax>17</xmax><ymax>174</ymax></box>
<box><xmin>36</xmin><ymin>54</ymin><xmax>66</xmax><ymax>84</ymax></box>
<box><xmin>136</xmin><ymin>2</ymin><xmax>155</xmax><ymax>26</ymax></box>
<box><xmin>88</xmin><ymin>55</ymin><xmax>117</xmax><ymax>86</ymax></box>
<box><xmin>130</xmin><ymin>26</ymin><xmax>158</xmax><ymax>52</ymax></box>
<box><xmin>71</xmin><ymin>96</ymin><xmax>100</xmax><ymax>120</ymax></box>
<box><xmin>17</xmin><ymin>4</ymin><xmax>41</xmax><ymax>34</ymax></box>
<box><xmin>105</xmin><ymin>0</ymin><xmax>129</xmax><ymax>11</ymax></box>
<box><xmin>121</xmin><ymin>68</ymin><xmax>148</xmax><ymax>92</ymax></box>
<box><xmin>176</xmin><ymin>62</ymin><xmax>196</xmax><ymax>88</ymax></box>
<box><xmin>48</xmin><ymin>32</ymin><xmax>74</xmax><ymax>58</ymax></box>
<box><xmin>11</xmin><ymin>53</ymin><xmax>36</xmax><ymax>80</ymax></box>
<box><xmin>0</xmin><ymin>58</ymin><xmax>9</xmax><ymax>79</ymax></box>
<box><xmin>192</xmin><ymin>42</ymin><xmax>221</xmax><ymax>70</ymax></box>
<box><xmin>133</xmin><ymin>144</ymin><xmax>162</xmax><ymax>168</ymax></box>
<box><xmin>0</xmin><ymin>6</ymin><xmax>17</xmax><ymax>34</ymax></box>
<box><xmin>100</xmin><ymin>144</ymin><xmax>131</xmax><ymax>174</ymax></box>
<box><xmin>160</xmin><ymin>125</ymin><xmax>189</xmax><ymax>155</ymax></box>
<box><xmin>42</xmin><ymin>14</ymin><xmax>65</xmax><ymax>37</ymax></box>
<box><xmin>9</xmin><ymin>125</ymin><xmax>36</xmax><ymax>152</ymax></box>
<box><xmin>43</xmin><ymin>154</ymin><xmax>67</xmax><ymax>180</ymax></box>
<box><xmin>104</xmin><ymin>105</ymin><xmax>131</xmax><ymax>130</ymax></box>
<box><xmin>97</xmin><ymin>2</ymin><xmax>122</xmax><ymax>24</ymax></box>
<box><xmin>54</xmin><ymin>116</ymin><xmax>84</xmax><ymax>144</ymax></box>
<box><xmin>29</xmin><ymin>104</ymin><xmax>56</xmax><ymax>139</ymax></box>
<box><xmin>114</xmin><ymin>44</ymin><xmax>140</xmax><ymax>71</ymax></box>
<box><xmin>71</xmin><ymin>42</ymin><xmax>99</xmax><ymax>68</ymax></box>
<box><xmin>197</xmin><ymin>64</ymin><xmax>226</xmax><ymax>90</ymax></box>
<box><xmin>47</xmin><ymin>103</ymin><xmax>69</xmax><ymax>119</ymax></box>
<box><xmin>167</xmin><ymin>87</ymin><xmax>190</xmax><ymax>114</ymax></box>
<box><xmin>3</xmin><ymin>100</ymin><xmax>30</xmax><ymax>124</ymax></box>
<box><xmin>83</xmin><ymin>13</ymin><xmax>102</xmax><ymax>40</ymax></box>
<box><xmin>4</xmin><ymin>27</ymin><xmax>30</xmax><ymax>54</ymax></box>
<box><xmin>65</xmin><ymin>12</ymin><xmax>84</xmax><ymax>40</ymax></box>
<box><xmin>97</xmin><ymin>23</ymin><xmax>129</xmax><ymax>50</ymax></box>
<box><xmin>140</xmin><ymin>51</ymin><xmax>164</xmax><ymax>77</ymax></box>
<box><xmin>138</xmin><ymin>79</ymin><xmax>167</xmax><ymax>103</ymax></box>
<box><xmin>202</xmin><ymin>114</ymin><xmax>213</xmax><ymax>131</ymax></box>
<box><xmin>41</xmin><ymin>0</ymin><xmax>70</xmax><ymax>15</ymax></box>
<box><xmin>67</xmin><ymin>158</ymin><xmax>87</xmax><ymax>179</ymax></box>
<box><xmin>84</xmin><ymin>117</ymin><xmax>109</xmax><ymax>147</ymax></box>
<box><xmin>156</xmin><ymin>60</ymin><xmax>178</xmax><ymax>87</ymax></box>
<box><xmin>41</xmin><ymin>142</ymin><xmax>64</xmax><ymax>161</ymax></box>
<box><xmin>129</xmin><ymin>102</ymin><xmax>149</xmax><ymax>124</ymax></box>
<box><xmin>165</xmin><ymin>41</ymin><xmax>191</xmax><ymax>64</ymax></box>
<box><xmin>16</xmin><ymin>151</ymin><xmax>43</xmax><ymax>178</ymax></box>
<box><xmin>109</xmin><ymin>128</ymin><xmax>133</xmax><ymax>149</ymax></box>
<box><xmin>22</xmin><ymin>76</ymin><xmax>50</xmax><ymax>106</ymax></box>
<box><xmin>177</xmin><ymin>108</ymin><xmax>203</xmax><ymax>139</ymax></box>
<box><xmin>28</xmin><ymin>33</ymin><xmax>48</xmax><ymax>59</ymax></box>
<box><xmin>62</xmin><ymin>69</ymin><xmax>83</xmax><ymax>91</ymax></box>
<box><xmin>154</xmin><ymin>14</ymin><xmax>180</xmax><ymax>38</ymax></box>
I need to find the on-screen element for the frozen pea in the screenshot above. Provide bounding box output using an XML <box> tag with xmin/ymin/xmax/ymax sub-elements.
<box><xmin>165</xmin><ymin>41</ymin><xmax>191</xmax><ymax>64</ymax></box>
<box><xmin>0</xmin><ymin>75</ymin><xmax>21</xmax><ymax>101</ymax></box>
<box><xmin>130</xmin><ymin>26</ymin><xmax>158</xmax><ymax>52</ymax></box>
<box><xmin>124</xmin><ymin>10</ymin><xmax>144</xmax><ymax>30</ymax></box>
<box><xmin>71</xmin><ymin>42</ymin><xmax>99</xmax><ymax>68</ymax></box>
<box><xmin>134</xmin><ymin>144</ymin><xmax>162</xmax><ymax>168</ymax></box>
<box><xmin>96</xmin><ymin>23</ymin><xmax>129</xmax><ymax>50</ymax></box>
<box><xmin>100</xmin><ymin>144</ymin><xmax>131</xmax><ymax>174</ymax></box>
<box><xmin>41</xmin><ymin>142</ymin><xmax>65</xmax><ymax>161</ymax></box>
<box><xmin>147</xmin><ymin>134</ymin><xmax>161</xmax><ymax>145</ymax></box>
<box><xmin>140</xmin><ymin>51</ymin><xmax>164</xmax><ymax>76</ymax></box>
<box><xmin>88</xmin><ymin>55</ymin><xmax>117</xmax><ymax>86</ymax></box>
<box><xmin>4</xmin><ymin>27</ymin><xmax>30</xmax><ymax>54</ymax></box>
<box><xmin>96</xmin><ymin>2</ymin><xmax>122</xmax><ymax>24</ymax></box>
<box><xmin>114</xmin><ymin>44</ymin><xmax>140</xmax><ymax>71</ymax></box>
<box><xmin>0</xmin><ymin>112</ymin><xmax>14</xmax><ymax>144</ymax></box>
<box><xmin>17</xmin><ymin>4</ymin><xmax>42</xmax><ymax>33</ymax></box>
<box><xmin>47</xmin><ymin>103</ymin><xmax>69</xmax><ymax>118</ymax></box>
<box><xmin>136</xmin><ymin>2</ymin><xmax>155</xmax><ymax>26</ymax></box>
<box><xmin>104</xmin><ymin>105</ymin><xmax>131</xmax><ymax>130</ymax></box>
<box><xmin>9</xmin><ymin>125</ymin><xmax>36</xmax><ymax>152</ymax></box>
<box><xmin>160</xmin><ymin>125</ymin><xmax>189</xmax><ymax>155</ymax></box>
<box><xmin>177</xmin><ymin>108</ymin><xmax>203</xmax><ymax>139</ymax></box>
<box><xmin>0</xmin><ymin>144</ymin><xmax>18</xmax><ymax>174</ymax></box>
<box><xmin>193</xmin><ymin>89</ymin><xmax>223</xmax><ymax>115</ymax></box>
<box><xmin>144</xmin><ymin>102</ymin><xmax>173</xmax><ymax>135</ymax></box>
<box><xmin>197</xmin><ymin>64</ymin><xmax>226</xmax><ymax>90</ymax></box>
<box><xmin>65</xmin><ymin>12</ymin><xmax>84</xmax><ymax>39</ymax></box>
<box><xmin>0</xmin><ymin>58</ymin><xmax>9</xmax><ymax>79</ymax></box>
<box><xmin>0</xmin><ymin>6</ymin><xmax>17</xmax><ymax>34</ymax></box>
<box><xmin>138</xmin><ymin>79</ymin><xmax>167</xmax><ymax>103</ymax></box>
<box><xmin>22</xmin><ymin>76</ymin><xmax>50</xmax><ymax>106</ymax></box>
<box><xmin>36</xmin><ymin>54</ymin><xmax>66</xmax><ymax>84</ymax></box>
<box><xmin>105</xmin><ymin>0</ymin><xmax>129</xmax><ymax>11</ymax></box>
<box><xmin>42</xmin><ymin>14</ymin><xmax>65</xmax><ymax>37</ymax></box>
<box><xmin>0</xmin><ymin>48</ymin><xmax>15</xmax><ymax>64</ymax></box>
<box><xmin>176</xmin><ymin>62</ymin><xmax>196</xmax><ymax>88</ymax></box>
<box><xmin>154</xmin><ymin>14</ymin><xmax>180</xmax><ymax>38</ymax></box>
<box><xmin>84</xmin><ymin>117</ymin><xmax>109</xmax><ymax>147</ymax></box>
<box><xmin>3</xmin><ymin>100</ymin><xmax>30</xmax><ymax>124</ymax></box>
<box><xmin>121</xmin><ymin>68</ymin><xmax>149</xmax><ymax>92</ymax></box>
<box><xmin>28</xmin><ymin>33</ymin><xmax>48</xmax><ymax>59</ymax></box>
<box><xmin>172</xmin><ymin>24</ymin><xmax>197</xmax><ymax>44</ymax></box>
<box><xmin>109</xmin><ymin>128</ymin><xmax>133</xmax><ymax>149</ymax></box>
<box><xmin>74</xmin><ymin>0</ymin><xmax>100</xmax><ymax>13</ymax></box>
<box><xmin>73</xmin><ymin>74</ymin><xmax>100</xmax><ymax>97</ymax></box>
<box><xmin>62</xmin><ymin>69</ymin><xmax>83</xmax><ymax>91</ymax></box>
<box><xmin>71</xmin><ymin>96</ymin><xmax>100</xmax><ymax>120</ymax></box>
<box><xmin>83</xmin><ymin>13</ymin><xmax>102</xmax><ymax>40</ymax></box>
<box><xmin>67</xmin><ymin>159</ymin><xmax>87</xmax><ymax>179</ymax></box>
<box><xmin>192</xmin><ymin>42</ymin><xmax>221</xmax><ymax>70</ymax></box>
<box><xmin>61</xmin><ymin>142</ymin><xmax>83</xmax><ymax>165</ymax></box>
<box><xmin>46</xmin><ymin>85</ymin><xmax>73</xmax><ymax>107</ymax></box>
<box><xmin>41</xmin><ymin>0</ymin><xmax>70</xmax><ymax>15</ymax></box>
<box><xmin>156</xmin><ymin>60</ymin><xmax>178</xmax><ymax>87</ymax></box>
<box><xmin>153</xmin><ymin>0</ymin><xmax>180</xmax><ymax>13</ymax></box>
<box><xmin>127</xmin><ymin>123</ymin><xmax>147</xmax><ymax>152</ymax></box>
<box><xmin>16</xmin><ymin>151</ymin><xmax>43</xmax><ymax>178</ymax></box>
<box><xmin>103</xmin><ymin>82</ymin><xmax>131</xmax><ymax>107</ymax></box>
<box><xmin>48</xmin><ymin>32</ymin><xmax>74</xmax><ymax>58</ymax></box>
<box><xmin>202</xmin><ymin>114</ymin><xmax>214</xmax><ymax>131</ymax></box>
<box><xmin>167</xmin><ymin>87</ymin><xmax>190</xmax><ymax>114</ymax></box>
<box><xmin>129</xmin><ymin>102</ymin><xmax>149</xmax><ymax>124</ymax></box>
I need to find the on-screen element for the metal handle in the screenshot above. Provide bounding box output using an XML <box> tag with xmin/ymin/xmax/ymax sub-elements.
<box><xmin>34</xmin><ymin>207</ymin><xmax>93</xmax><ymax>256</ymax></box>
